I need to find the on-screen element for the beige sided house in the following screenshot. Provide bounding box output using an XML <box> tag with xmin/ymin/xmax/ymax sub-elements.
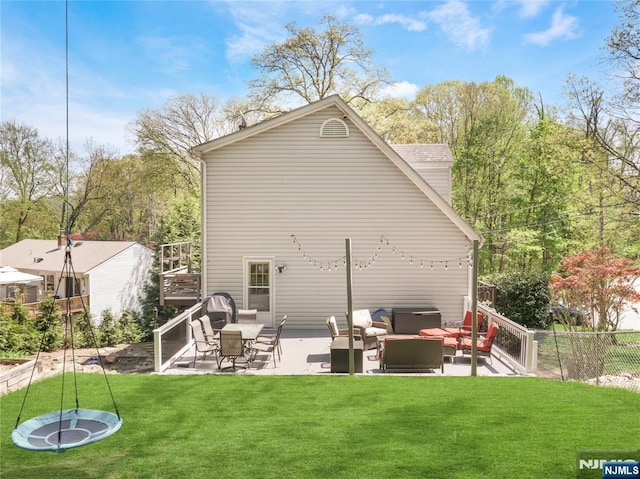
<box><xmin>192</xmin><ymin>95</ymin><xmax>482</xmax><ymax>329</ymax></box>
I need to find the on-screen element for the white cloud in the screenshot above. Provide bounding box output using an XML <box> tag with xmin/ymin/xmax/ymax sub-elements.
<box><xmin>221</xmin><ymin>2</ymin><xmax>292</xmax><ymax>62</ymax></box>
<box><xmin>516</xmin><ymin>0</ymin><xmax>551</xmax><ymax>18</ymax></box>
<box><xmin>135</xmin><ymin>36</ymin><xmax>200</xmax><ymax>74</ymax></box>
<box><xmin>493</xmin><ymin>0</ymin><xmax>550</xmax><ymax>18</ymax></box>
<box><xmin>354</xmin><ymin>13</ymin><xmax>427</xmax><ymax>32</ymax></box>
<box><xmin>380</xmin><ymin>81</ymin><xmax>420</xmax><ymax>100</ymax></box>
<box><xmin>424</xmin><ymin>0</ymin><xmax>491</xmax><ymax>51</ymax></box>
<box><xmin>335</xmin><ymin>5</ymin><xmax>355</xmax><ymax>19</ymax></box>
<box><xmin>524</xmin><ymin>7</ymin><xmax>579</xmax><ymax>46</ymax></box>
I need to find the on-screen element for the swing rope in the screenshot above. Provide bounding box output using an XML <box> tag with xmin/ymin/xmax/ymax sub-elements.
<box><xmin>12</xmin><ymin>0</ymin><xmax>122</xmax><ymax>452</ymax></box>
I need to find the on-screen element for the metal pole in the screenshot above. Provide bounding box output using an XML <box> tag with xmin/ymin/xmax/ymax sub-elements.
<box><xmin>471</xmin><ymin>239</ymin><xmax>479</xmax><ymax>376</ymax></box>
<box><xmin>345</xmin><ymin>238</ymin><xmax>354</xmax><ymax>375</ymax></box>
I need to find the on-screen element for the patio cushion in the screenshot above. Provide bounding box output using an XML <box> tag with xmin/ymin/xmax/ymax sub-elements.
<box><xmin>364</xmin><ymin>326</ymin><xmax>387</xmax><ymax>337</ymax></box>
<box><xmin>419</xmin><ymin>328</ymin><xmax>453</xmax><ymax>338</ymax></box>
<box><xmin>327</xmin><ymin>316</ymin><xmax>339</xmax><ymax>337</ymax></box>
<box><xmin>352</xmin><ymin>309</ymin><xmax>373</xmax><ymax>328</ymax></box>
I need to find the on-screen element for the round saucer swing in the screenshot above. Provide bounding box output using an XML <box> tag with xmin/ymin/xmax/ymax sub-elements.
<box><xmin>11</xmin><ymin>241</ymin><xmax>123</xmax><ymax>453</ymax></box>
<box><xmin>11</xmin><ymin>0</ymin><xmax>122</xmax><ymax>452</ymax></box>
<box><xmin>12</xmin><ymin>408</ymin><xmax>122</xmax><ymax>452</ymax></box>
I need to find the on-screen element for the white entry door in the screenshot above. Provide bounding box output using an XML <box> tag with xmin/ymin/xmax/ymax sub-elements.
<box><xmin>243</xmin><ymin>258</ymin><xmax>274</xmax><ymax>327</ymax></box>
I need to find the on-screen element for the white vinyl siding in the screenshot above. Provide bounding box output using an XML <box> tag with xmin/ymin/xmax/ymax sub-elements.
<box><xmin>87</xmin><ymin>244</ymin><xmax>154</xmax><ymax>321</ymax></box>
<box><xmin>411</xmin><ymin>164</ymin><xmax>452</xmax><ymax>204</ymax></box>
<box><xmin>204</xmin><ymin>105</ymin><xmax>470</xmax><ymax>328</ymax></box>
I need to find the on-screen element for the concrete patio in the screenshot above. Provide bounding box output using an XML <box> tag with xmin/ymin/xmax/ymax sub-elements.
<box><xmin>163</xmin><ymin>329</ymin><xmax>521</xmax><ymax>377</ymax></box>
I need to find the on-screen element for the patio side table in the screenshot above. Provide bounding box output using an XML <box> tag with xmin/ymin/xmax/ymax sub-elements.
<box><xmin>330</xmin><ymin>338</ymin><xmax>363</xmax><ymax>373</ymax></box>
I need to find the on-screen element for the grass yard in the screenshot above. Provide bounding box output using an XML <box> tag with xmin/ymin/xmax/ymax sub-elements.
<box><xmin>1</xmin><ymin>374</ymin><xmax>639</xmax><ymax>478</ymax></box>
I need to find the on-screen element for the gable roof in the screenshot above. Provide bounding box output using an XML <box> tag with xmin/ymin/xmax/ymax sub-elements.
<box><xmin>192</xmin><ymin>95</ymin><xmax>482</xmax><ymax>244</ymax></box>
<box><xmin>0</xmin><ymin>240</ymin><xmax>143</xmax><ymax>274</ymax></box>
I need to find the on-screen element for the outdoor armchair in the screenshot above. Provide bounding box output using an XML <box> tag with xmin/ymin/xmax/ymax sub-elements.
<box><xmin>350</xmin><ymin>309</ymin><xmax>389</xmax><ymax>350</ymax></box>
<box><xmin>459</xmin><ymin>322</ymin><xmax>500</xmax><ymax>362</ymax></box>
<box><xmin>326</xmin><ymin>316</ymin><xmax>362</xmax><ymax>341</ymax></box>
<box><xmin>442</xmin><ymin>310</ymin><xmax>485</xmax><ymax>338</ymax></box>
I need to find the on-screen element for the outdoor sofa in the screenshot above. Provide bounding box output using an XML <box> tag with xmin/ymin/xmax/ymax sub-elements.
<box><xmin>379</xmin><ymin>336</ymin><xmax>444</xmax><ymax>373</ymax></box>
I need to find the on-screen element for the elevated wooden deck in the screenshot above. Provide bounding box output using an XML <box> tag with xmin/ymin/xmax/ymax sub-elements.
<box><xmin>159</xmin><ymin>272</ymin><xmax>201</xmax><ymax>307</ymax></box>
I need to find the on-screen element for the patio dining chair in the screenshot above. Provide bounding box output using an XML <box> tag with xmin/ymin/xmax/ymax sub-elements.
<box><xmin>252</xmin><ymin>315</ymin><xmax>287</xmax><ymax>367</ymax></box>
<box><xmin>218</xmin><ymin>329</ymin><xmax>247</xmax><ymax>371</ymax></box>
<box><xmin>197</xmin><ymin>315</ymin><xmax>221</xmax><ymax>343</ymax></box>
<box><xmin>237</xmin><ymin>309</ymin><xmax>258</xmax><ymax>324</ymax></box>
<box><xmin>190</xmin><ymin>319</ymin><xmax>219</xmax><ymax>367</ymax></box>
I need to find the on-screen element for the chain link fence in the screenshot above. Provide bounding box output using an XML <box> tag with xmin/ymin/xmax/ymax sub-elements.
<box><xmin>535</xmin><ymin>330</ymin><xmax>640</xmax><ymax>393</ymax></box>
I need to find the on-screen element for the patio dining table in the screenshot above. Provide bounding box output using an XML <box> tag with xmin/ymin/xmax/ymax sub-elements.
<box><xmin>222</xmin><ymin>323</ymin><xmax>264</xmax><ymax>341</ymax></box>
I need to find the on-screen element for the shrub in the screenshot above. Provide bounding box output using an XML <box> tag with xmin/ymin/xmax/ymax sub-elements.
<box><xmin>118</xmin><ymin>309</ymin><xmax>144</xmax><ymax>344</ymax></box>
<box><xmin>70</xmin><ymin>310</ymin><xmax>98</xmax><ymax>348</ymax></box>
<box><xmin>98</xmin><ymin>310</ymin><xmax>123</xmax><ymax>347</ymax></box>
<box><xmin>32</xmin><ymin>297</ymin><xmax>62</xmax><ymax>352</ymax></box>
<box><xmin>491</xmin><ymin>270</ymin><xmax>551</xmax><ymax>330</ymax></box>
<box><xmin>0</xmin><ymin>300</ymin><xmax>39</xmax><ymax>354</ymax></box>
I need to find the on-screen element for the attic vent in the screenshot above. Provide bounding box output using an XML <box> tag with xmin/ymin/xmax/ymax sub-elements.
<box><xmin>319</xmin><ymin>118</ymin><xmax>349</xmax><ymax>138</ymax></box>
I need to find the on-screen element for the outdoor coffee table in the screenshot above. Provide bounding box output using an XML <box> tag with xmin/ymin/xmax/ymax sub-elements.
<box><xmin>330</xmin><ymin>337</ymin><xmax>363</xmax><ymax>373</ymax></box>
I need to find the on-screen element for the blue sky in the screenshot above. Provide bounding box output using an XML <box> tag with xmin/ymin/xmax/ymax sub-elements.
<box><xmin>1</xmin><ymin>0</ymin><xmax>619</xmax><ymax>154</ymax></box>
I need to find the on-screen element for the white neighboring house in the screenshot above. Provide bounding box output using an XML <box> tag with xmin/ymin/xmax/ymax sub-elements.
<box><xmin>192</xmin><ymin>95</ymin><xmax>483</xmax><ymax>329</ymax></box>
<box><xmin>0</xmin><ymin>236</ymin><xmax>153</xmax><ymax>321</ymax></box>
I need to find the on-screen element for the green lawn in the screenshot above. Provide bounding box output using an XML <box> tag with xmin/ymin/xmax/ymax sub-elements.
<box><xmin>1</xmin><ymin>374</ymin><xmax>639</xmax><ymax>478</ymax></box>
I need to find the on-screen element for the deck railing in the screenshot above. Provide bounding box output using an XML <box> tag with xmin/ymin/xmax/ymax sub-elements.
<box><xmin>465</xmin><ymin>298</ymin><xmax>537</xmax><ymax>374</ymax></box>
<box><xmin>153</xmin><ymin>299</ymin><xmax>208</xmax><ymax>372</ymax></box>
<box><xmin>0</xmin><ymin>295</ymin><xmax>90</xmax><ymax>318</ymax></box>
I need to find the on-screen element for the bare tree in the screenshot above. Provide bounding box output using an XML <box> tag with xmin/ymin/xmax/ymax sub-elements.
<box><xmin>607</xmin><ymin>0</ymin><xmax>640</xmax><ymax>107</ymax></box>
<box><xmin>129</xmin><ymin>93</ymin><xmax>228</xmax><ymax>196</ymax></box>
<box><xmin>249</xmin><ymin>14</ymin><xmax>389</xmax><ymax>112</ymax></box>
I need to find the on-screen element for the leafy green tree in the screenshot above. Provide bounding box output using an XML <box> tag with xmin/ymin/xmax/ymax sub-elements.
<box><xmin>492</xmin><ymin>270</ymin><xmax>551</xmax><ymax>329</ymax></box>
<box><xmin>565</xmin><ymin>75</ymin><xmax>640</xmax><ymax>255</ymax></box>
<box><xmin>412</xmin><ymin>77</ymin><xmax>542</xmax><ymax>273</ymax></box>
<box><xmin>504</xmin><ymin>117</ymin><xmax>585</xmax><ymax>272</ymax></box>
<box><xmin>0</xmin><ymin>121</ymin><xmax>56</xmax><ymax>242</ymax></box>
<box><xmin>358</xmin><ymin>96</ymin><xmax>418</xmax><ymax>143</ymax></box>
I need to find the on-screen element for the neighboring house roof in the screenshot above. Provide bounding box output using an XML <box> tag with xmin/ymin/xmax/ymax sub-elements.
<box><xmin>0</xmin><ymin>239</ymin><xmax>143</xmax><ymax>274</ymax></box>
<box><xmin>192</xmin><ymin>94</ymin><xmax>482</xmax><ymax>244</ymax></box>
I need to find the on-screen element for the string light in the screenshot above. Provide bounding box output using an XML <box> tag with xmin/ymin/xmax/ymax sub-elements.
<box><xmin>291</xmin><ymin>234</ymin><xmax>472</xmax><ymax>272</ymax></box>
